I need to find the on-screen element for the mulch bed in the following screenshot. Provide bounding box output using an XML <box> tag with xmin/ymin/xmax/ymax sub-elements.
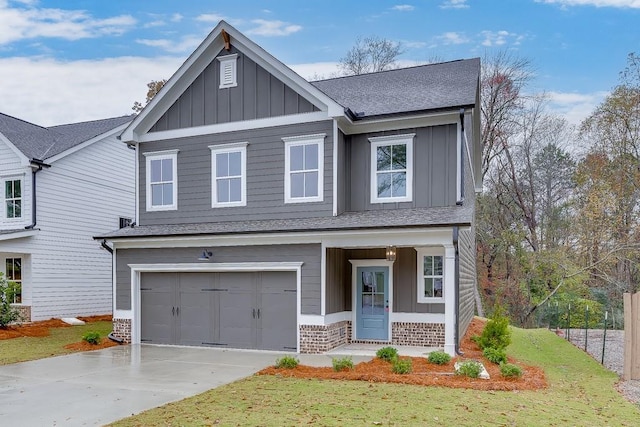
<box><xmin>258</xmin><ymin>318</ymin><xmax>548</xmax><ymax>391</ymax></box>
<box><xmin>0</xmin><ymin>315</ymin><xmax>113</xmax><ymax>341</ymax></box>
<box><xmin>64</xmin><ymin>337</ymin><xmax>119</xmax><ymax>351</ymax></box>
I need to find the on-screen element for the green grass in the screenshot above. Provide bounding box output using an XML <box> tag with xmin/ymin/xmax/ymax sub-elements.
<box><xmin>110</xmin><ymin>325</ymin><xmax>640</xmax><ymax>427</ymax></box>
<box><xmin>0</xmin><ymin>321</ymin><xmax>113</xmax><ymax>365</ymax></box>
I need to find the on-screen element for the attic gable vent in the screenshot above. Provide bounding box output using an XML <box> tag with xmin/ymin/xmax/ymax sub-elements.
<box><xmin>217</xmin><ymin>53</ymin><xmax>238</xmax><ymax>89</ymax></box>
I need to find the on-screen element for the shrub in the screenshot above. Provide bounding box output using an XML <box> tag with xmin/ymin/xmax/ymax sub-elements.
<box><xmin>376</xmin><ymin>346</ymin><xmax>398</xmax><ymax>362</ymax></box>
<box><xmin>0</xmin><ymin>273</ymin><xmax>24</xmax><ymax>328</ymax></box>
<box><xmin>332</xmin><ymin>356</ymin><xmax>354</xmax><ymax>372</ymax></box>
<box><xmin>427</xmin><ymin>350</ymin><xmax>451</xmax><ymax>365</ymax></box>
<box><xmin>456</xmin><ymin>360</ymin><xmax>483</xmax><ymax>378</ymax></box>
<box><xmin>392</xmin><ymin>357</ymin><xmax>413</xmax><ymax>374</ymax></box>
<box><xmin>82</xmin><ymin>331</ymin><xmax>101</xmax><ymax>345</ymax></box>
<box><xmin>478</xmin><ymin>310</ymin><xmax>511</xmax><ymax>350</ymax></box>
<box><xmin>275</xmin><ymin>356</ymin><xmax>299</xmax><ymax>369</ymax></box>
<box><xmin>500</xmin><ymin>363</ymin><xmax>523</xmax><ymax>378</ymax></box>
<box><xmin>483</xmin><ymin>347</ymin><xmax>507</xmax><ymax>364</ymax></box>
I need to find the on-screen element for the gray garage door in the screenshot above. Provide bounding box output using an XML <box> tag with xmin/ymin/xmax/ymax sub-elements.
<box><xmin>140</xmin><ymin>271</ymin><xmax>297</xmax><ymax>351</ymax></box>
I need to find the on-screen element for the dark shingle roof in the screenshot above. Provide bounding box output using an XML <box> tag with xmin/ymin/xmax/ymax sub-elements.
<box><xmin>311</xmin><ymin>58</ymin><xmax>480</xmax><ymax>118</ymax></box>
<box><xmin>96</xmin><ymin>205</ymin><xmax>473</xmax><ymax>240</ymax></box>
<box><xmin>0</xmin><ymin>113</ymin><xmax>133</xmax><ymax>161</ymax></box>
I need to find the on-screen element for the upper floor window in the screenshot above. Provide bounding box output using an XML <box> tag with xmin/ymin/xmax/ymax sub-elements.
<box><xmin>4</xmin><ymin>178</ymin><xmax>22</xmax><ymax>219</ymax></box>
<box><xmin>417</xmin><ymin>248</ymin><xmax>444</xmax><ymax>303</ymax></box>
<box><xmin>217</xmin><ymin>54</ymin><xmax>238</xmax><ymax>89</ymax></box>
<box><xmin>209</xmin><ymin>143</ymin><xmax>247</xmax><ymax>208</ymax></box>
<box><xmin>282</xmin><ymin>133</ymin><xmax>325</xmax><ymax>204</ymax></box>
<box><xmin>144</xmin><ymin>150</ymin><xmax>179</xmax><ymax>211</ymax></box>
<box><xmin>369</xmin><ymin>134</ymin><xmax>414</xmax><ymax>203</ymax></box>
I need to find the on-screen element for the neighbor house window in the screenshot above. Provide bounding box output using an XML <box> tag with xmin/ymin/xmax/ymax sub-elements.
<box><xmin>217</xmin><ymin>54</ymin><xmax>238</xmax><ymax>89</ymax></box>
<box><xmin>209</xmin><ymin>142</ymin><xmax>247</xmax><ymax>207</ymax></box>
<box><xmin>369</xmin><ymin>134</ymin><xmax>414</xmax><ymax>203</ymax></box>
<box><xmin>5</xmin><ymin>179</ymin><xmax>22</xmax><ymax>219</ymax></box>
<box><xmin>144</xmin><ymin>150</ymin><xmax>179</xmax><ymax>211</ymax></box>
<box><xmin>417</xmin><ymin>249</ymin><xmax>444</xmax><ymax>302</ymax></box>
<box><xmin>6</xmin><ymin>257</ymin><xmax>21</xmax><ymax>304</ymax></box>
<box><xmin>282</xmin><ymin>133</ymin><xmax>325</xmax><ymax>203</ymax></box>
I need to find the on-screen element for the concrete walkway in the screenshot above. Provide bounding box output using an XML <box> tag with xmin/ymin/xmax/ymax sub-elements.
<box><xmin>0</xmin><ymin>345</ymin><xmax>321</xmax><ymax>427</ymax></box>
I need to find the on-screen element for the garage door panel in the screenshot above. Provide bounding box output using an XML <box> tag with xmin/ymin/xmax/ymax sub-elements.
<box><xmin>218</xmin><ymin>283</ymin><xmax>255</xmax><ymax>349</ymax></box>
<box><xmin>178</xmin><ymin>291</ymin><xmax>213</xmax><ymax>346</ymax></box>
<box><xmin>259</xmin><ymin>291</ymin><xmax>297</xmax><ymax>351</ymax></box>
<box><xmin>140</xmin><ymin>273</ymin><xmax>176</xmax><ymax>344</ymax></box>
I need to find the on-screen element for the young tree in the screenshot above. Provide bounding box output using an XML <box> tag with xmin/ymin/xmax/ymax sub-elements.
<box><xmin>339</xmin><ymin>36</ymin><xmax>403</xmax><ymax>75</ymax></box>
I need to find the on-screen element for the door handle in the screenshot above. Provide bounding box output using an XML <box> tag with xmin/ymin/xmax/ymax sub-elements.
<box><xmin>176</xmin><ymin>307</ymin><xmax>179</xmax><ymax>316</ymax></box>
<box><xmin>252</xmin><ymin>308</ymin><xmax>256</xmax><ymax>318</ymax></box>
<box><xmin>257</xmin><ymin>309</ymin><xmax>260</xmax><ymax>319</ymax></box>
<box><xmin>172</xmin><ymin>306</ymin><xmax>175</xmax><ymax>316</ymax></box>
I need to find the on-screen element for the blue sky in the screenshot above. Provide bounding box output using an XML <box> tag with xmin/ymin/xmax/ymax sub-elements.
<box><xmin>0</xmin><ymin>0</ymin><xmax>638</xmax><ymax>126</ymax></box>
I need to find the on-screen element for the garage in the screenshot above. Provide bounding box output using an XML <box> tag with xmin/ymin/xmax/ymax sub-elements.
<box><xmin>140</xmin><ymin>271</ymin><xmax>297</xmax><ymax>351</ymax></box>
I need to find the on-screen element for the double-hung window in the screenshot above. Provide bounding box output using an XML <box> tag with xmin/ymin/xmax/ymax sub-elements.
<box><xmin>4</xmin><ymin>179</ymin><xmax>22</xmax><ymax>219</ymax></box>
<box><xmin>144</xmin><ymin>150</ymin><xmax>178</xmax><ymax>211</ymax></box>
<box><xmin>6</xmin><ymin>257</ymin><xmax>21</xmax><ymax>303</ymax></box>
<box><xmin>369</xmin><ymin>134</ymin><xmax>414</xmax><ymax>203</ymax></box>
<box><xmin>283</xmin><ymin>133</ymin><xmax>325</xmax><ymax>203</ymax></box>
<box><xmin>210</xmin><ymin>142</ymin><xmax>247</xmax><ymax>207</ymax></box>
<box><xmin>417</xmin><ymin>248</ymin><xmax>444</xmax><ymax>302</ymax></box>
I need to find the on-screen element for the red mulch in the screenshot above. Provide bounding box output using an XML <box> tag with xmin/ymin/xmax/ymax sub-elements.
<box><xmin>0</xmin><ymin>315</ymin><xmax>113</xmax><ymax>340</ymax></box>
<box><xmin>64</xmin><ymin>337</ymin><xmax>119</xmax><ymax>351</ymax></box>
<box><xmin>258</xmin><ymin>318</ymin><xmax>548</xmax><ymax>391</ymax></box>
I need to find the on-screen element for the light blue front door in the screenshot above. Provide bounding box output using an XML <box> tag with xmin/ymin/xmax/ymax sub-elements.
<box><xmin>356</xmin><ymin>266</ymin><xmax>389</xmax><ymax>340</ymax></box>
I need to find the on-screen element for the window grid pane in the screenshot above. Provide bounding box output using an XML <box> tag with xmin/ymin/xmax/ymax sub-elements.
<box><xmin>213</xmin><ymin>149</ymin><xmax>244</xmax><ymax>204</ymax></box>
<box><xmin>375</xmin><ymin>143</ymin><xmax>408</xmax><ymax>199</ymax></box>
<box><xmin>5</xmin><ymin>180</ymin><xmax>22</xmax><ymax>218</ymax></box>
<box><xmin>423</xmin><ymin>255</ymin><xmax>444</xmax><ymax>299</ymax></box>
<box><xmin>288</xmin><ymin>143</ymin><xmax>320</xmax><ymax>199</ymax></box>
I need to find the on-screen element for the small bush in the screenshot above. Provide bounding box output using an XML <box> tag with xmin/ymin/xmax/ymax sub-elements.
<box><xmin>500</xmin><ymin>363</ymin><xmax>523</xmax><ymax>378</ymax></box>
<box><xmin>376</xmin><ymin>346</ymin><xmax>398</xmax><ymax>362</ymax></box>
<box><xmin>275</xmin><ymin>356</ymin><xmax>299</xmax><ymax>369</ymax></box>
<box><xmin>427</xmin><ymin>351</ymin><xmax>451</xmax><ymax>365</ymax></box>
<box><xmin>477</xmin><ymin>310</ymin><xmax>511</xmax><ymax>350</ymax></box>
<box><xmin>0</xmin><ymin>274</ymin><xmax>23</xmax><ymax>328</ymax></box>
<box><xmin>392</xmin><ymin>357</ymin><xmax>413</xmax><ymax>374</ymax></box>
<box><xmin>332</xmin><ymin>356</ymin><xmax>354</xmax><ymax>372</ymax></box>
<box><xmin>82</xmin><ymin>331</ymin><xmax>101</xmax><ymax>345</ymax></box>
<box><xmin>456</xmin><ymin>360</ymin><xmax>483</xmax><ymax>378</ymax></box>
<box><xmin>483</xmin><ymin>347</ymin><xmax>507</xmax><ymax>364</ymax></box>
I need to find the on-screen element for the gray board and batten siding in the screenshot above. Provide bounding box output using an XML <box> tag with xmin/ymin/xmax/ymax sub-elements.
<box><xmin>345</xmin><ymin>124</ymin><xmax>458</xmax><ymax>213</ymax></box>
<box><xmin>115</xmin><ymin>244</ymin><xmax>321</xmax><ymax>314</ymax></box>
<box><xmin>150</xmin><ymin>47</ymin><xmax>319</xmax><ymax>133</ymax></box>
<box><xmin>139</xmin><ymin>120</ymin><xmax>333</xmax><ymax>226</ymax></box>
<box><xmin>324</xmin><ymin>247</ymin><xmax>445</xmax><ymax>315</ymax></box>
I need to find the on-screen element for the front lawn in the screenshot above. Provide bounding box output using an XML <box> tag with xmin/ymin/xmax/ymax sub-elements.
<box><xmin>110</xmin><ymin>325</ymin><xmax>640</xmax><ymax>426</ymax></box>
<box><xmin>0</xmin><ymin>320</ymin><xmax>114</xmax><ymax>365</ymax></box>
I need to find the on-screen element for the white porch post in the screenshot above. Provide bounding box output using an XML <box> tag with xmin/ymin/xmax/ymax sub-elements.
<box><xmin>443</xmin><ymin>243</ymin><xmax>456</xmax><ymax>356</ymax></box>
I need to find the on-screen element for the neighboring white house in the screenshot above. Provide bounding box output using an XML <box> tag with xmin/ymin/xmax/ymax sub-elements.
<box><xmin>0</xmin><ymin>113</ymin><xmax>135</xmax><ymax>321</ymax></box>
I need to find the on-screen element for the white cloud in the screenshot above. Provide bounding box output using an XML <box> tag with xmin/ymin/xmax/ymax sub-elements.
<box><xmin>437</xmin><ymin>32</ymin><xmax>469</xmax><ymax>45</ymax></box>
<box><xmin>547</xmin><ymin>90</ymin><xmax>609</xmax><ymax>125</ymax></box>
<box><xmin>289</xmin><ymin>62</ymin><xmax>341</xmax><ymax>80</ymax></box>
<box><xmin>246</xmin><ymin>19</ymin><xmax>302</xmax><ymax>37</ymax></box>
<box><xmin>537</xmin><ymin>0</ymin><xmax>640</xmax><ymax>8</ymax></box>
<box><xmin>171</xmin><ymin>13</ymin><xmax>183</xmax><ymax>22</ymax></box>
<box><xmin>392</xmin><ymin>5</ymin><xmax>415</xmax><ymax>11</ymax></box>
<box><xmin>0</xmin><ymin>56</ymin><xmax>183</xmax><ymax>126</ymax></box>
<box><xmin>136</xmin><ymin>36</ymin><xmax>203</xmax><ymax>53</ymax></box>
<box><xmin>195</xmin><ymin>13</ymin><xmax>227</xmax><ymax>23</ymax></box>
<box><xmin>143</xmin><ymin>20</ymin><xmax>165</xmax><ymax>28</ymax></box>
<box><xmin>480</xmin><ymin>30</ymin><xmax>524</xmax><ymax>47</ymax></box>
<box><xmin>440</xmin><ymin>0</ymin><xmax>469</xmax><ymax>9</ymax></box>
<box><xmin>404</xmin><ymin>40</ymin><xmax>427</xmax><ymax>49</ymax></box>
<box><xmin>0</xmin><ymin>2</ymin><xmax>136</xmax><ymax>45</ymax></box>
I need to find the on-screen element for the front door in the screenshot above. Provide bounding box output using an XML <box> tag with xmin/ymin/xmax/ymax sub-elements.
<box><xmin>356</xmin><ymin>266</ymin><xmax>389</xmax><ymax>340</ymax></box>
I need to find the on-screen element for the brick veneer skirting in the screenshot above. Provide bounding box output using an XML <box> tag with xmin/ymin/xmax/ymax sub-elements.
<box><xmin>392</xmin><ymin>322</ymin><xmax>444</xmax><ymax>347</ymax></box>
<box><xmin>112</xmin><ymin>318</ymin><xmax>132</xmax><ymax>343</ymax></box>
<box><xmin>299</xmin><ymin>321</ymin><xmax>350</xmax><ymax>354</ymax></box>
<box><xmin>10</xmin><ymin>304</ymin><xmax>31</xmax><ymax>322</ymax></box>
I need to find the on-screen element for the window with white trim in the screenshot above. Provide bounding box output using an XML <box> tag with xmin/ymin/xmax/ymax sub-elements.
<box><xmin>369</xmin><ymin>134</ymin><xmax>414</xmax><ymax>203</ymax></box>
<box><xmin>209</xmin><ymin>143</ymin><xmax>247</xmax><ymax>207</ymax></box>
<box><xmin>217</xmin><ymin>54</ymin><xmax>238</xmax><ymax>89</ymax></box>
<box><xmin>144</xmin><ymin>150</ymin><xmax>178</xmax><ymax>211</ymax></box>
<box><xmin>4</xmin><ymin>178</ymin><xmax>22</xmax><ymax>219</ymax></box>
<box><xmin>6</xmin><ymin>257</ymin><xmax>21</xmax><ymax>303</ymax></box>
<box><xmin>283</xmin><ymin>133</ymin><xmax>325</xmax><ymax>203</ymax></box>
<box><xmin>417</xmin><ymin>248</ymin><xmax>444</xmax><ymax>302</ymax></box>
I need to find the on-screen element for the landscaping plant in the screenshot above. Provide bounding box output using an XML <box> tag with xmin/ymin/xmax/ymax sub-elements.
<box><xmin>500</xmin><ymin>363</ymin><xmax>523</xmax><ymax>378</ymax></box>
<box><xmin>456</xmin><ymin>360</ymin><xmax>483</xmax><ymax>378</ymax></box>
<box><xmin>376</xmin><ymin>346</ymin><xmax>398</xmax><ymax>362</ymax></box>
<box><xmin>392</xmin><ymin>357</ymin><xmax>413</xmax><ymax>374</ymax></box>
<box><xmin>82</xmin><ymin>331</ymin><xmax>101</xmax><ymax>345</ymax></box>
<box><xmin>332</xmin><ymin>356</ymin><xmax>354</xmax><ymax>372</ymax></box>
<box><xmin>427</xmin><ymin>350</ymin><xmax>451</xmax><ymax>365</ymax></box>
<box><xmin>275</xmin><ymin>356</ymin><xmax>299</xmax><ymax>369</ymax></box>
<box><xmin>476</xmin><ymin>308</ymin><xmax>511</xmax><ymax>350</ymax></box>
<box><xmin>0</xmin><ymin>273</ymin><xmax>23</xmax><ymax>328</ymax></box>
<box><xmin>483</xmin><ymin>347</ymin><xmax>507</xmax><ymax>364</ymax></box>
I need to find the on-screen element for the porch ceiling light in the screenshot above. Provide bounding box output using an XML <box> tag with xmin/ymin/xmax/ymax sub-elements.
<box><xmin>198</xmin><ymin>249</ymin><xmax>213</xmax><ymax>261</ymax></box>
<box><xmin>386</xmin><ymin>245</ymin><xmax>397</xmax><ymax>262</ymax></box>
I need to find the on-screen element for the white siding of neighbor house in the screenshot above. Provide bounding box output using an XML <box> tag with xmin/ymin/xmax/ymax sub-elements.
<box><xmin>0</xmin><ymin>132</ymin><xmax>135</xmax><ymax>320</ymax></box>
<box><xmin>0</xmin><ymin>141</ymin><xmax>32</xmax><ymax>230</ymax></box>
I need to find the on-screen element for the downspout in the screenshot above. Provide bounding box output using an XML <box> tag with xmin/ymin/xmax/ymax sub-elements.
<box><xmin>453</xmin><ymin>226</ymin><xmax>463</xmax><ymax>355</ymax></box>
<box><xmin>25</xmin><ymin>159</ymin><xmax>51</xmax><ymax>230</ymax></box>
<box><xmin>456</xmin><ymin>109</ymin><xmax>465</xmax><ymax>206</ymax></box>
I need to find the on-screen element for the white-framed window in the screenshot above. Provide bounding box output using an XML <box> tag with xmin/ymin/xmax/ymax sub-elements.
<box><xmin>144</xmin><ymin>150</ymin><xmax>179</xmax><ymax>211</ymax></box>
<box><xmin>282</xmin><ymin>133</ymin><xmax>325</xmax><ymax>204</ymax></box>
<box><xmin>217</xmin><ymin>53</ymin><xmax>238</xmax><ymax>89</ymax></box>
<box><xmin>209</xmin><ymin>142</ymin><xmax>247</xmax><ymax>208</ymax></box>
<box><xmin>369</xmin><ymin>133</ymin><xmax>414</xmax><ymax>203</ymax></box>
<box><xmin>4</xmin><ymin>178</ymin><xmax>22</xmax><ymax>219</ymax></box>
<box><xmin>5</xmin><ymin>257</ymin><xmax>21</xmax><ymax>304</ymax></box>
<box><xmin>417</xmin><ymin>248</ymin><xmax>444</xmax><ymax>303</ymax></box>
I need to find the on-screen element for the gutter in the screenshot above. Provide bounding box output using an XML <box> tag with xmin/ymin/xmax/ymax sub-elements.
<box><xmin>453</xmin><ymin>226</ymin><xmax>463</xmax><ymax>355</ymax></box>
<box><xmin>25</xmin><ymin>158</ymin><xmax>51</xmax><ymax>230</ymax></box>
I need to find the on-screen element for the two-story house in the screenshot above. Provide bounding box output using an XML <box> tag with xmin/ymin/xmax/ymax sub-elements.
<box><xmin>98</xmin><ymin>21</ymin><xmax>481</xmax><ymax>355</ymax></box>
<box><xmin>0</xmin><ymin>113</ymin><xmax>134</xmax><ymax>321</ymax></box>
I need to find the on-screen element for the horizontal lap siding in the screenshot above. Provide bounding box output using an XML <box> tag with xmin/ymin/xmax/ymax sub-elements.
<box><xmin>140</xmin><ymin>120</ymin><xmax>333</xmax><ymax>225</ymax></box>
<box><xmin>458</xmin><ymin>227</ymin><xmax>476</xmax><ymax>342</ymax></box>
<box><xmin>115</xmin><ymin>244</ymin><xmax>321</xmax><ymax>315</ymax></box>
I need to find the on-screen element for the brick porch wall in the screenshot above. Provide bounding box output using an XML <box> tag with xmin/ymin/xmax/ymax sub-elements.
<box><xmin>392</xmin><ymin>322</ymin><xmax>444</xmax><ymax>347</ymax></box>
<box><xmin>299</xmin><ymin>321</ymin><xmax>350</xmax><ymax>354</ymax></box>
<box><xmin>112</xmin><ymin>318</ymin><xmax>132</xmax><ymax>343</ymax></box>
<box><xmin>10</xmin><ymin>304</ymin><xmax>31</xmax><ymax>323</ymax></box>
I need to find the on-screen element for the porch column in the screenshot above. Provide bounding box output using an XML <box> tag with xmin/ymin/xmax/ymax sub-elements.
<box><xmin>443</xmin><ymin>243</ymin><xmax>456</xmax><ymax>356</ymax></box>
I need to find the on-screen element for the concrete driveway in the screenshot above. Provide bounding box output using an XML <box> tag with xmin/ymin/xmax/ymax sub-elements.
<box><xmin>0</xmin><ymin>344</ymin><xmax>289</xmax><ymax>426</ymax></box>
